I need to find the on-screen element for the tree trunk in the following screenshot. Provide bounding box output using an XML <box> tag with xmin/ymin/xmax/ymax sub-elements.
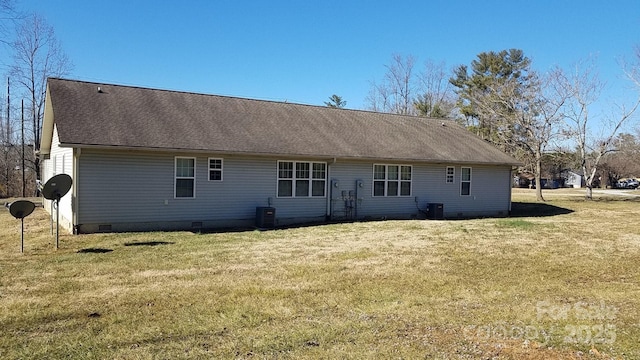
<box><xmin>535</xmin><ymin>150</ymin><xmax>545</xmax><ymax>201</ymax></box>
<box><xmin>584</xmin><ymin>165</ymin><xmax>598</xmax><ymax>200</ymax></box>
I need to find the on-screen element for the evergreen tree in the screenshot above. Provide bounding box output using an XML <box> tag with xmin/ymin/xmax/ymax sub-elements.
<box><xmin>324</xmin><ymin>94</ymin><xmax>346</xmax><ymax>108</ymax></box>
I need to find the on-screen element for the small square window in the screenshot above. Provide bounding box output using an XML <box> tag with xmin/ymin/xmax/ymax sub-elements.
<box><xmin>209</xmin><ymin>158</ymin><xmax>223</xmax><ymax>181</ymax></box>
<box><xmin>446</xmin><ymin>166</ymin><xmax>455</xmax><ymax>183</ymax></box>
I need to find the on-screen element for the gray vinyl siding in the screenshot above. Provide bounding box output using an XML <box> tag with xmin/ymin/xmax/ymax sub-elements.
<box><xmin>76</xmin><ymin>150</ymin><xmax>327</xmax><ymax>229</ymax></box>
<box><xmin>74</xmin><ymin>150</ymin><xmax>511</xmax><ymax>232</ymax></box>
<box><xmin>329</xmin><ymin>161</ymin><xmax>415</xmax><ymax>219</ymax></box>
<box><xmin>414</xmin><ymin>164</ymin><xmax>512</xmax><ymax>217</ymax></box>
<box><xmin>329</xmin><ymin>160</ymin><xmax>511</xmax><ymax>219</ymax></box>
<box><xmin>41</xmin><ymin>125</ymin><xmax>74</xmax><ymax>230</ymax></box>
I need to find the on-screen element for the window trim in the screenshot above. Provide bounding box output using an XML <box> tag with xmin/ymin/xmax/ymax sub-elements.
<box><xmin>446</xmin><ymin>166</ymin><xmax>455</xmax><ymax>184</ymax></box>
<box><xmin>208</xmin><ymin>157</ymin><xmax>223</xmax><ymax>182</ymax></box>
<box><xmin>372</xmin><ymin>164</ymin><xmax>412</xmax><ymax>197</ymax></box>
<box><xmin>277</xmin><ymin>160</ymin><xmax>327</xmax><ymax>198</ymax></box>
<box><xmin>175</xmin><ymin>156</ymin><xmax>196</xmax><ymax>199</ymax></box>
<box><xmin>460</xmin><ymin>166</ymin><xmax>472</xmax><ymax>196</ymax></box>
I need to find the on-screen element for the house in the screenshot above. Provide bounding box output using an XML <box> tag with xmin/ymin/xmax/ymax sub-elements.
<box><xmin>513</xmin><ymin>172</ymin><xmax>534</xmax><ymax>188</ymax></box>
<box><xmin>563</xmin><ymin>170</ymin><xmax>584</xmax><ymax>188</ymax></box>
<box><xmin>39</xmin><ymin>78</ymin><xmax>520</xmax><ymax>234</ymax></box>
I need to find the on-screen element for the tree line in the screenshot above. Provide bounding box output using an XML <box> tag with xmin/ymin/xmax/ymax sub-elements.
<box><xmin>355</xmin><ymin>49</ymin><xmax>640</xmax><ymax>201</ymax></box>
<box><xmin>0</xmin><ymin>0</ymin><xmax>72</xmax><ymax>198</ymax></box>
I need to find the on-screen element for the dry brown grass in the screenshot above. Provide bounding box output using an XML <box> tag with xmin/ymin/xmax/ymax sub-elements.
<box><xmin>1</xmin><ymin>190</ymin><xmax>639</xmax><ymax>359</ymax></box>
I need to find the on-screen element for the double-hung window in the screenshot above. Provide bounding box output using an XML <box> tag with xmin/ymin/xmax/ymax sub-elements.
<box><xmin>373</xmin><ymin>164</ymin><xmax>412</xmax><ymax>197</ymax></box>
<box><xmin>446</xmin><ymin>166</ymin><xmax>455</xmax><ymax>183</ymax></box>
<box><xmin>175</xmin><ymin>157</ymin><xmax>196</xmax><ymax>198</ymax></box>
<box><xmin>277</xmin><ymin>161</ymin><xmax>326</xmax><ymax>197</ymax></box>
<box><xmin>461</xmin><ymin>167</ymin><xmax>472</xmax><ymax>196</ymax></box>
<box><xmin>208</xmin><ymin>158</ymin><xmax>223</xmax><ymax>181</ymax></box>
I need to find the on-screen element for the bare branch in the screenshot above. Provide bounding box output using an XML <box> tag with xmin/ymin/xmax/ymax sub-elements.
<box><xmin>9</xmin><ymin>12</ymin><xmax>73</xmax><ymax>181</ymax></box>
<box><xmin>558</xmin><ymin>55</ymin><xmax>640</xmax><ymax>198</ymax></box>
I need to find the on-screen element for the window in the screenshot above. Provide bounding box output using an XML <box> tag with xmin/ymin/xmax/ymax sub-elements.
<box><xmin>175</xmin><ymin>157</ymin><xmax>195</xmax><ymax>198</ymax></box>
<box><xmin>208</xmin><ymin>158</ymin><xmax>223</xmax><ymax>181</ymax></box>
<box><xmin>373</xmin><ymin>164</ymin><xmax>412</xmax><ymax>197</ymax></box>
<box><xmin>461</xmin><ymin>167</ymin><xmax>471</xmax><ymax>196</ymax></box>
<box><xmin>446</xmin><ymin>166</ymin><xmax>455</xmax><ymax>183</ymax></box>
<box><xmin>311</xmin><ymin>163</ymin><xmax>326</xmax><ymax>196</ymax></box>
<box><xmin>277</xmin><ymin>161</ymin><xmax>326</xmax><ymax>197</ymax></box>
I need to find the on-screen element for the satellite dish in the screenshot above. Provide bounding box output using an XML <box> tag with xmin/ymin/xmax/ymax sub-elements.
<box><xmin>9</xmin><ymin>200</ymin><xmax>36</xmax><ymax>219</ymax></box>
<box><xmin>7</xmin><ymin>200</ymin><xmax>36</xmax><ymax>253</ymax></box>
<box><xmin>41</xmin><ymin>174</ymin><xmax>72</xmax><ymax>250</ymax></box>
<box><xmin>42</xmin><ymin>174</ymin><xmax>73</xmax><ymax>200</ymax></box>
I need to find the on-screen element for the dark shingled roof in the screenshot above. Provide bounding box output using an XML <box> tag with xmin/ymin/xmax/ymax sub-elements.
<box><xmin>43</xmin><ymin>78</ymin><xmax>520</xmax><ymax>166</ymax></box>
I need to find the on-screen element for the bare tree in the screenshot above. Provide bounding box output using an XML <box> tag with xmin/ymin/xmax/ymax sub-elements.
<box><xmin>414</xmin><ymin>59</ymin><xmax>456</xmax><ymax>118</ymax></box>
<box><xmin>0</xmin><ymin>0</ymin><xmax>16</xmax><ymax>45</ymax></box>
<box><xmin>601</xmin><ymin>133</ymin><xmax>640</xmax><ymax>185</ymax></box>
<box><xmin>366</xmin><ymin>54</ymin><xmax>416</xmax><ymax>115</ymax></box>
<box><xmin>386</xmin><ymin>54</ymin><xmax>415</xmax><ymax>115</ymax></box>
<box><xmin>10</xmin><ymin>13</ymin><xmax>72</xmax><ymax>181</ymax></box>
<box><xmin>558</xmin><ymin>57</ymin><xmax>640</xmax><ymax>199</ymax></box>
<box><xmin>366</xmin><ymin>79</ymin><xmax>390</xmax><ymax>113</ymax></box>
<box><xmin>467</xmin><ymin>69</ymin><xmax>567</xmax><ymax>201</ymax></box>
<box><xmin>0</xmin><ymin>0</ymin><xmax>17</xmax><ymax>196</ymax></box>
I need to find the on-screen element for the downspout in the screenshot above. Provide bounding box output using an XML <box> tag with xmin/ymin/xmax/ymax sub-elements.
<box><xmin>72</xmin><ymin>147</ymin><xmax>80</xmax><ymax>234</ymax></box>
<box><xmin>326</xmin><ymin>158</ymin><xmax>337</xmax><ymax>221</ymax></box>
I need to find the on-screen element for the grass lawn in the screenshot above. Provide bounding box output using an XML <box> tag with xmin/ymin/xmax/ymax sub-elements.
<box><xmin>1</xmin><ymin>189</ymin><xmax>639</xmax><ymax>359</ymax></box>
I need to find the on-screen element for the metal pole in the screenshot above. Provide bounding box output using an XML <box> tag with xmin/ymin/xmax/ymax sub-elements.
<box><xmin>5</xmin><ymin>78</ymin><xmax>8</xmax><ymax>138</ymax></box>
<box><xmin>56</xmin><ymin>198</ymin><xmax>59</xmax><ymax>250</ymax></box>
<box><xmin>6</xmin><ymin>78</ymin><xmax>10</xmax><ymax>197</ymax></box>
<box><xmin>21</xmin><ymin>99</ymin><xmax>25</xmax><ymax>197</ymax></box>
<box><xmin>6</xmin><ymin>78</ymin><xmax>9</xmax><ymax>143</ymax></box>
<box><xmin>21</xmin><ymin>217</ymin><xmax>24</xmax><ymax>253</ymax></box>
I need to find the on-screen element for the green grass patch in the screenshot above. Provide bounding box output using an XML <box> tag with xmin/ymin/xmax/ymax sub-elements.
<box><xmin>495</xmin><ymin>219</ymin><xmax>536</xmax><ymax>229</ymax></box>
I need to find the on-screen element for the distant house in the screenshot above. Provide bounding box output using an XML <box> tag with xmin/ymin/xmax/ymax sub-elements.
<box><xmin>513</xmin><ymin>173</ymin><xmax>559</xmax><ymax>189</ymax></box>
<box><xmin>514</xmin><ymin>172</ymin><xmax>535</xmax><ymax>188</ymax></box>
<box><xmin>39</xmin><ymin>78</ymin><xmax>520</xmax><ymax>234</ymax></box>
<box><xmin>564</xmin><ymin>170</ymin><xmax>584</xmax><ymax>188</ymax></box>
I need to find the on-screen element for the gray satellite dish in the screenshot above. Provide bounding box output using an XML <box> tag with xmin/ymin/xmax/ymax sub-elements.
<box><xmin>41</xmin><ymin>174</ymin><xmax>73</xmax><ymax>250</ymax></box>
<box><xmin>7</xmin><ymin>200</ymin><xmax>36</xmax><ymax>253</ymax></box>
<box><xmin>41</xmin><ymin>173</ymin><xmax>73</xmax><ymax>200</ymax></box>
<box><xmin>9</xmin><ymin>200</ymin><xmax>36</xmax><ymax>219</ymax></box>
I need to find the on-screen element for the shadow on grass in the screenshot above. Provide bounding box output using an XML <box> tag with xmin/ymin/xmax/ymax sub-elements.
<box><xmin>510</xmin><ymin>202</ymin><xmax>574</xmax><ymax>217</ymax></box>
<box><xmin>123</xmin><ymin>241</ymin><xmax>174</xmax><ymax>247</ymax></box>
<box><xmin>194</xmin><ymin>204</ymin><xmax>575</xmax><ymax>234</ymax></box>
<box><xmin>77</xmin><ymin>248</ymin><xmax>114</xmax><ymax>254</ymax></box>
<box><xmin>591</xmin><ymin>196</ymin><xmax>640</xmax><ymax>202</ymax></box>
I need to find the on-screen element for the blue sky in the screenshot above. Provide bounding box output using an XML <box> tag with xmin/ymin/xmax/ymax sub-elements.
<box><xmin>9</xmin><ymin>1</ymin><xmax>640</xmax><ymax>112</ymax></box>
